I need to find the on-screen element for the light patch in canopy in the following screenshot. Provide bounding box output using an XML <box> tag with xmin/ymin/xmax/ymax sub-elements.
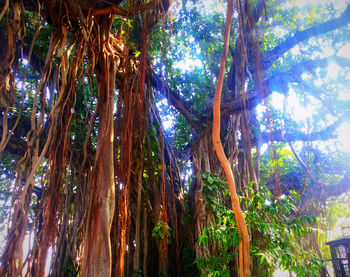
<box><xmin>339</xmin><ymin>88</ymin><xmax>350</xmax><ymax>101</ymax></box>
<box><xmin>338</xmin><ymin>43</ymin><xmax>350</xmax><ymax>58</ymax></box>
<box><xmin>270</xmin><ymin>91</ymin><xmax>285</xmax><ymax>111</ymax></box>
<box><xmin>173</xmin><ymin>57</ymin><xmax>202</xmax><ymax>72</ymax></box>
<box><xmin>293</xmin><ymin>0</ymin><xmax>348</xmax><ymax>10</ymax></box>
<box><xmin>337</xmin><ymin>122</ymin><xmax>350</xmax><ymax>153</ymax></box>
<box><xmin>327</xmin><ymin>63</ymin><xmax>340</xmax><ymax>79</ymax></box>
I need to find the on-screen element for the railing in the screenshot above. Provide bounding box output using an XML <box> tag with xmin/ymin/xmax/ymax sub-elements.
<box><xmin>329</xmin><ymin>258</ymin><xmax>350</xmax><ymax>277</ymax></box>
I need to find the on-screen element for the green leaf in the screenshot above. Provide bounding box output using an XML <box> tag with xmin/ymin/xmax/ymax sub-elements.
<box><xmin>134</xmin><ymin>50</ymin><xmax>141</xmax><ymax>57</ymax></box>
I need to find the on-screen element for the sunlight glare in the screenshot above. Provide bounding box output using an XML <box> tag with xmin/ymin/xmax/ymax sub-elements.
<box><xmin>286</xmin><ymin>89</ymin><xmax>306</xmax><ymax>122</ymax></box>
<box><xmin>338</xmin><ymin>43</ymin><xmax>350</xmax><ymax>58</ymax></box>
<box><xmin>163</xmin><ymin>120</ymin><xmax>173</xmax><ymax>130</ymax></box>
<box><xmin>271</xmin><ymin>92</ymin><xmax>285</xmax><ymax>111</ymax></box>
<box><xmin>337</xmin><ymin>122</ymin><xmax>350</xmax><ymax>153</ymax></box>
<box><xmin>321</xmin><ymin>46</ymin><xmax>335</xmax><ymax>57</ymax></box>
<box><xmin>327</xmin><ymin>63</ymin><xmax>340</xmax><ymax>79</ymax></box>
<box><xmin>173</xmin><ymin>57</ymin><xmax>202</xmax><ymax>71</ymax></box>
<box><xmin>293</xmin><ymin>0</ymin><xmax>348</xmax><ymax>10</ymax></box>
<box><xmin>260</xmin><ymin>143</ymin><xmax>268</xmax><ymax>154</ymax></box>
<box><xmin>339</xmin><ymin>89</ymin><xmax>350</xmax><ymax>101</ymax></box>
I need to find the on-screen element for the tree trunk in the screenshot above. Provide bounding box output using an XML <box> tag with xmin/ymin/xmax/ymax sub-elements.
<box><xmin>81</xmin><ymin>48</ymin><xmax>116</xmax><ymax>276</ymax></box>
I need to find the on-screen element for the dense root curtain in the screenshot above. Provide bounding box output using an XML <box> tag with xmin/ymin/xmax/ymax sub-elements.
<box><xmin>211</xmin><ymin>0</ymin><xmax>250</xmax><ymax>276</ymax></box>
<box><xmin>0</xmin><ymin>1</ymin><xmax>181</xmax><ymax>276</ymax></box>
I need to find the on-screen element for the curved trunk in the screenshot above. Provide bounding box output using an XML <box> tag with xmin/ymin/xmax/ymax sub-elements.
<box><xmin>211</xmin><ymin>0</ymin><xmax>250</xmax><ymax>276</ymax></box>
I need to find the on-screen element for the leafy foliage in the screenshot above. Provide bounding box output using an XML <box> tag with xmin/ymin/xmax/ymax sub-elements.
<box><xmin>260</xmin><ymin>143</ymin><xmax>304</xmax><ymax>190</ymax></box>
<box><xmin>201</xmin><ymin>172</ymin><xmax>230</xmax><ymax>215</ymax></box>
<box><xmin>197</xmin><ymin>182</ymin><xmax>325</xmax><ymax>276</ymax></box>
<box><xmin>152</xmin><ymin>220</ymin><xmax>172</xmax><ymax>243</ymax></box>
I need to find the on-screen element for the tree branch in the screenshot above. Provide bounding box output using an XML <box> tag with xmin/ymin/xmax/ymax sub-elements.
<box><xmin>299</xmin><ymin>172</ymin><xmax>350</xmax><ymax>211</ymax></box>
<box><xmin>199</xmin><ymin>55</ymin><xmax>350</xmax><ymax>123</ymax></box>
<box><xmin>252</xmin><ymin>0</ymin><xmax>267</xmax><ymax>23</ymax></box>
<box><xmin>262</xmin><ymin>3</ymin><xmax>350</xmax><ymax>70</ymax></box>
<box><xmin>298</xmin><ymin>81</ymin><xmax>340</xmax><ymax>117</ymax></box>
<box><xmin>150</xmin><ymin>71</ymin><xmax>202</xmax><ymax>126</ymax></box>
<box><xmin>253</xmin><ymin>0</ymin><xmax>288</xmax><ymax>23</ymax></box>
<box><xmin>289</xmin><ymin>141</ymin><xmax>350</xmax><ymax>211</ymax></box>
<box><xmin>287</xmin><ymin>56</ymin><xmax>350</xmax><ymax>74</ymax></box>
<box><xmin>260</xmin><ymin>117</ymin><xmax>343</xmax><ymax>144</ymax></box>
<box><xmin>93</xmin><ymin>1</ymin><xmax>156</xmax><ymax>16</ymax></box>
<box><xmin>289</xmin><ymin>142</ymin><xmax>323</xmax><ymax>186</ymax></box>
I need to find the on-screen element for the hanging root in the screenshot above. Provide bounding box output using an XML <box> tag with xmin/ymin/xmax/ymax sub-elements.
<box><xmin>0</xmin><ymin>26</ymin><xmax>62</xmax><ymax>276</ymax></box>
<box><xmin>212</xmin><ymin>0</ymin><xmax>250</xmax><ymax>276</ymax></box>
<box><xmin>160</xmin><ymin>131</ymin><xmax>169</xmax><ymax>273</ymax></box>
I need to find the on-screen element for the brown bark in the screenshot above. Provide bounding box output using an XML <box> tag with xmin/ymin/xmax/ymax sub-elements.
<box><xmin>159</xmin><ymin>131</ymin><xmax>169</xmax><ymax>274</ymax></box>
<box><xmin>143</xmin><ymin>208</ymin><xmax>148</xmax><ymax>277</ymax></box>
<box><xmin>133</xmin><ymin>160</ymin><xmax>144</xmax><ymax>273</ymax></box>
<box><xmin>211</xmin><ymin>0</ymin><xmax>250</xmax><ymax>276</ymax></box>
<box><xmin>81</xmin><ymin>48</ymin><xmax>116</xmax><ymax>276</ymax></box>
<box><xmin>0</xmin><ymin>1</ymin><xmax>181</xmax><ymax>277</ymax></box>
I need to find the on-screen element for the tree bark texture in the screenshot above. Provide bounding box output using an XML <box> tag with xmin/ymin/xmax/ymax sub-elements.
<box><xmin>82</xmin><ymin>48</ymin><xmax>117</xmax><ymax>276</ymax></box>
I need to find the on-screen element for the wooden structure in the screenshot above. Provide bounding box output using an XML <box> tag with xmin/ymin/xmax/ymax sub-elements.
<box><xmin>326</xmin><ymin>238</ymin><xmax>350</xmax><ymax>277</ymax></box>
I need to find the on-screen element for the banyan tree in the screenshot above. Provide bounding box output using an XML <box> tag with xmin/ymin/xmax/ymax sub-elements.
<box><xmin>0</xmin><ymin>0</ymin><xmax>350</xmax><ymax>276</ymax></box>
